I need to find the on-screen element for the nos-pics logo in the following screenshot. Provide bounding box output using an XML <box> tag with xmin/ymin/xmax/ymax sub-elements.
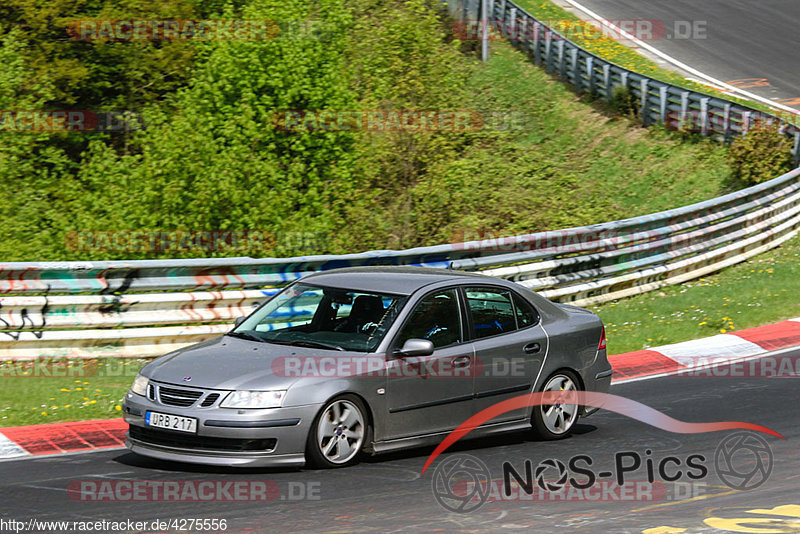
<box><xmin>431</xmin><ymin>431</ymin><xmax>773</xmax><ymax>513</ymax></box>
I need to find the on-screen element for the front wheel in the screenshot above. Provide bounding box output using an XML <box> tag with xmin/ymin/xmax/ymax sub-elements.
<box><xmin>306</xmin><ymin>395</ymin><xmax>368</xmax><ymax>468</ymax></box>
<box><xmin>531</xmin><ymin>370</ymin><xmax>580</xmax><ymax>440</ymax></box>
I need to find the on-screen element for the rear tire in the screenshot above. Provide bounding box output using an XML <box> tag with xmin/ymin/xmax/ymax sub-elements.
<box><xmin>306</xmin><ymin>394</ymin><xmax>368</xmax><ymax>468</ymax></box>
<box><xmin>531</xmin><ymin>370</ymin><xmax>580</xmax><ymax>440</ymax></box>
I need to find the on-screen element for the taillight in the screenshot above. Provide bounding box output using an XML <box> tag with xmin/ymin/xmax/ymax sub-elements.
<box><xmin>598</xmin><ymin>326</ymin><xmax>607</xmax><ymax>351</ymax></box>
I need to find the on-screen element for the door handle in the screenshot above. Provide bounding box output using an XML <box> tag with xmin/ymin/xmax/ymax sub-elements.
<box><xmin>523</xmin><ymin>342</ymin><xmax>541</xmax><ymax>354</ymax></box>
<box><xmin>452</xmin><ymin>356</ymin><xmax>471</xmax><ymax>368</ymax></box>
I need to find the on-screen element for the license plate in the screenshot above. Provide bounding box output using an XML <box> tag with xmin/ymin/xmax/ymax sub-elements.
<box><xmin>145</xmin><ymin>411</ymin><xmax>198</xmax><ymax>433</ymax></box>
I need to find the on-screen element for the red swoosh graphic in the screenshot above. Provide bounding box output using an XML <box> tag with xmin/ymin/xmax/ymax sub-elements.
<box><xmin>421</xmin><ymin>391</ymin><xmax>784</xmax><ymax>474</ymax></box>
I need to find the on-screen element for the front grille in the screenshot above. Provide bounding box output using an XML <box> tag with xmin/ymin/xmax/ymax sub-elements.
<box><xmin>200</xmin><ymin>393</ymin><xmax>220</xmax><ymax>407</ymax></box>
<box><xmin>158</xmin><ymin>386</ymin><xmax>203</xmax><ymax>407</ymax></box>
<box><xmin>147</xmin><ymin>383</ymin><xmax>156</xmax><ymax>401</ymax></box>
<box><xmin>129</xmin><ymin>426</ymin><xmax>277</xmax><ymax>452</ymax></box>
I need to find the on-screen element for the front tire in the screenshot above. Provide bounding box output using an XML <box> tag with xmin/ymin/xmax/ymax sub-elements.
<box><xmin>531</xmin><ymin>370</ymin><xmax>580</xmax><ymax>440</ymax></box>
<box><xmin>306</xmin><ymin>395</ymin><xmax>368</xmax><ymax>468</ymax></box>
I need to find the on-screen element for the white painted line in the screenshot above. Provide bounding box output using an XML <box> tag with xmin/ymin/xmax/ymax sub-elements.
<box><xmin>0</xmin><ymin>432</ymin><xmax>28</xmax><ymax>459</ymax></box>
<box><xmin>790</xmin><ymin>318</ymin><xmax>800</xmax><ymax>322</ymax></box>
<box><xmin>654</xmin><ymin>334</ymin><xmax>764</xmax><ymax>367</ymax></box>
<box><xmin>560</xmin><ymin>0</ymin><xmax>800</xmax><ymax>115</ymax></box>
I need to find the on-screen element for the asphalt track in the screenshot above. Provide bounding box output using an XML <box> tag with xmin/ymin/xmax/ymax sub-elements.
<box><xmin>561</xmin><ymin>0</ymin><xmax>800</xmax><ymax>111</ymax></box>
<box><xmin>1</xmin><ymin>347</ymin><xmax>799</xmax><ymax>533</ymax></box>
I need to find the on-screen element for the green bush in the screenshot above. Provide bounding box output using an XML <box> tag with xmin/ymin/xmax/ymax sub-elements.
<box><xmin>728</xmin><ymin>123</ymin><xmax>794</xmax><ymax>185</ymax></box>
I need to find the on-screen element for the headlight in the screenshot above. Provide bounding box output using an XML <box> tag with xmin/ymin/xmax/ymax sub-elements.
<box><xmin>131</xmin><ymin>374</ymin><xmax>149</xmax><ymax>396</ymax></box>
<box><xmin>221</xmin><ymin>390</ymin><xmax>287</xmax><ymax>409</ymax></box>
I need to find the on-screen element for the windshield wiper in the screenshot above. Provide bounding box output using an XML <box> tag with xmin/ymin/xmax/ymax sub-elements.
<box><xmin>226</xmin><ymin>331</ymin><xmax>266</xmax><ymax>343</ymax></box>
<box><xmin>265</xmin><ymin>339</ymin><xmax>346</xmax><ymax>351</ymax></box>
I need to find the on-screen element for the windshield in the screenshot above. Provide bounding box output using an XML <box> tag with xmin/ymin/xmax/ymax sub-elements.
<box><xmin>232</xmin><ymin>283</ymin><xmax>407</xmax><ymax>352</ymax></box>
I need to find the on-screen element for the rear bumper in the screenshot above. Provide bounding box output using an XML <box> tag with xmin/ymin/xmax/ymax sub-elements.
<box><xmin>581</xmin><ymin>350</ymin><xmax>612</xmax><ymax>417</ymax></box>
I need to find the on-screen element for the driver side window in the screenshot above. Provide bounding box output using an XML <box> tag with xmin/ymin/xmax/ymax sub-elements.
<box><xmin>397</xmin><ymin>289</ymin><xmax>462</xmax><ymax>349</ymax></box>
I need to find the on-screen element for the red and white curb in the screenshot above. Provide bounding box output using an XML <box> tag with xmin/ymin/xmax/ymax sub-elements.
<box><xmin>609</xmin><ymin>317</ymin><xmax>800</xmax><ymax>382</ymax></box>
<box><xmin>0</xmin><ymin>418</ymin><xmax>126</xmax><ymax>461</ymax></box>
<box><xmin>1</xmin><ymin>318</ymin><xmax>799</xmax><ymax>460</ymax></box>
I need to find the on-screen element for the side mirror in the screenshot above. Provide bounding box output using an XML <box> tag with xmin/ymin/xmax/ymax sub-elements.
<box><xmin>234</xmin><ymin>317</ymin><xmax>246</xmax><ymax>327</ymax></box>
<box><xmin>395</xmin><ymin>338</ymin><xmax>434</xmax><ymax>357</ymax></box>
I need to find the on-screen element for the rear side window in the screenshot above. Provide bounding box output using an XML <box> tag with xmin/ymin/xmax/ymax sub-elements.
<box><xmin>513</xmin><ymin>293</ymin><xmax>540</xmax><ymax>327</ymax></box>
<box><xmin>464</xmin><ymin>288</ymin><xmax>516</xmax><ymax>339</ymax></box>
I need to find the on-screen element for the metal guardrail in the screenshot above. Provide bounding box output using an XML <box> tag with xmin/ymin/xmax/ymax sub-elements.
<box><xmin>3</xmin><ymin>2</ymin><xmax>800</xmax><ymax>359</ymax></box>
<box><xmin>2</xmin><ymin>166</ymin><xmax>800</xmax><ymax>359</ymax></box>
<box><xmin>446</xmin><ymin>0</ymin><xmax>800</xmax><ymax>164</ymax></box>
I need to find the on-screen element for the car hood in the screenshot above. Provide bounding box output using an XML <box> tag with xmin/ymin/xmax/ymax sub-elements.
<box><xmin>141</xmin><ymin>335</ymin><xmax>373</xmax><ymax>391</ymax></box>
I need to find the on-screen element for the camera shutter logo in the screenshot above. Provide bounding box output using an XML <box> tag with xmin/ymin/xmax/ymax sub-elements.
<box><xmin>431</xmin><ymin>454</ymin><xmax>491</xmax><ymax>513</ymax></box>
<box><xmin>535</xmin><ymin>458</ymin><xmax>569</xmax><ymax>492</ymax></box>
<box><xmin>714</xmin><ymin>431</ymin><xmax>773</xmax><ymax>490</ymax></box>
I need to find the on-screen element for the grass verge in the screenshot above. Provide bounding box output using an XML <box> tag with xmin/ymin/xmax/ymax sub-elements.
<box><xmin>0</xmin><ymin>359</ymin><xmax>145</xmax><ymax>427</ymax></box>
<box><xmin>592</xmin><ymin>233</ymin><xmax>800</xmax><ymax>355</ymax></box>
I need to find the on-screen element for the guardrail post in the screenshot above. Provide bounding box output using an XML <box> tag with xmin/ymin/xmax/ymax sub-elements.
<box><xmin>794</xmin><ymin>132</ymin><xmax>800</xmax><ymax>168</ymax></box>
<box><xmin>722</xmin><ymin>103</ymin><xmax>732</xmax><ymax>142</ymax></box>
<box><xmin>680</xmin><ymin>91</ymin><xmax>689</xmax><ymax>127</ymax></box>
<box><xmin>544</xmin><ymin>28</ymin><xmax>552</xmax><ymax>71</ymax></box>
<box><xmin>620</xmin><ymin>71</ymin><xmax>629</xmax><ymax>91</ymax></box>
<box><xmin>659</xmin><ymin>86</ymin><xmax>668</xmax><ymax>124</ymax></box>
<box><xmin>533</xmin><ymin>22</ymin><xmax>541</xmax><ymax>64</ymax></box>
<box><xmin>558</xmin><ymin>40</ymin><xmax>566</xmax><ymax>79</ymax></box>
<box><xmin>586</xmin><ymin>56</ymin><xmax>595</xmax><ymax>95</ymax></box>
<box><xmin>481</xmin><ymin>0</ymin><xmax>490</xmax><ymax>62</ymax></box>
<box><xmin>743</xmin><ymin>111</ymin><xmax>752</xmax><ymax>135</ymax></box>
<box><xmin>519</xmin><ymin>17</ymin><xmax>529</xmax><ymax>52</ymax></box>
<box><xmin>499</xmin><ymin>0</ymin><xmax>506</xmax><ymax>21</ymax></box>
<box><xmin>700</xmin><ymin>97</ymin><xmax>709</xmax><ymax>136</ymax></box>
<box><xmin>602</xmin><ymin>64</ymin><xmax>611</xmax><ymax>99</ymax></box>
<box><xmin>508</xmin><ymin>7</ymin><xmax>517</xmax><ymax>41</ymax></box>
<box><xmin>640</xmin><ymin>79</ymin><xmax>650</xmax><ymax>126</ymax></box>
<box><xmin>571</xmin><ymin>48</ymin><xmax>580</xmax><ymax>90</ymax></box>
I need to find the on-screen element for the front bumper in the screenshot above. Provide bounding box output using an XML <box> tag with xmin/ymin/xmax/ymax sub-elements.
<box><xmin>123</xmin><ymin>391</ymin><xmax>320</xmax><ymax>467</ymax></box>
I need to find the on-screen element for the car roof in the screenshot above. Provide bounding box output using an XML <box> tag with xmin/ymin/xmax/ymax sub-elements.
<box><xmin>299</xmin><ymin>266</ymin><xmax>497</xmax><ymax>295</ymax></box>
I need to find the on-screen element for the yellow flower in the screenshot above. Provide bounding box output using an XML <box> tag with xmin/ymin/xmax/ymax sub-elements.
<box><xmin>115</xmin><ymin>405</ymin><xmax>122</xmax><ymax>411</ymax></box>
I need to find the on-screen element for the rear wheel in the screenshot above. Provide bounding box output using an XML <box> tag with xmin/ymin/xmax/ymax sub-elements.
<box><xmin>531</xmin><ymin>370</ymin><xmax>580</xmax><ymax>440</ymax></box>
<box><xmin>306</xmin><ymin>395</ymin><xmax>368</xmax><ymax>468</ymax></box>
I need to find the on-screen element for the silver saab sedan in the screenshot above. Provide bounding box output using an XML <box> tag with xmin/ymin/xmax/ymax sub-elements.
<box><xmin>123</xmin><ymin>266</ymin><xmax>612</xmax><ymax>468</ymax></box>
